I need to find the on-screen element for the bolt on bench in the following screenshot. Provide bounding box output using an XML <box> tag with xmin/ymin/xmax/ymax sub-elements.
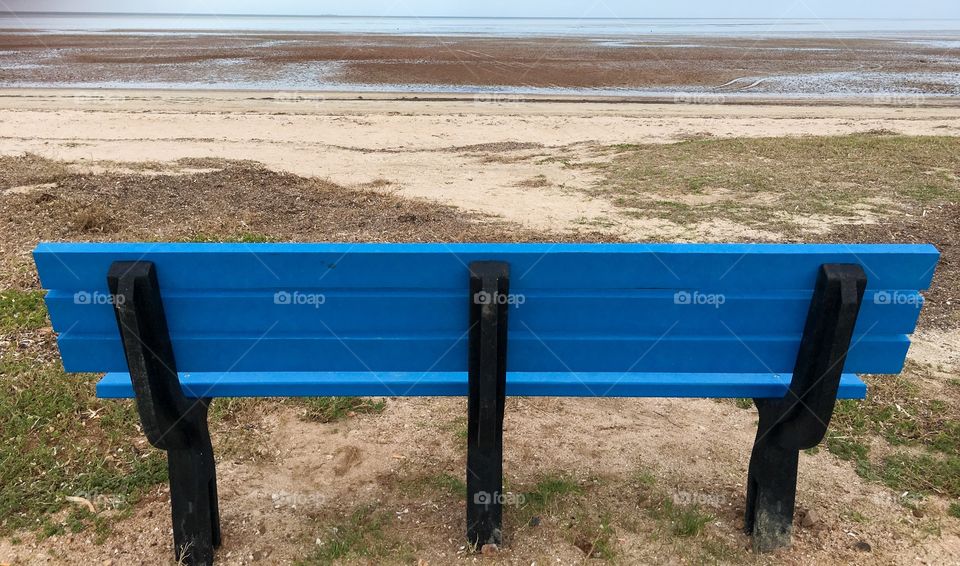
<box><xmin>35</xmin><ymin>242</ymin><xmax>938</xmax><ymax>565</ymax></box>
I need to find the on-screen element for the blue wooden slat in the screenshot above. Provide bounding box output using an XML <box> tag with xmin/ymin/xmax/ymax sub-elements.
<box><xmin>42</xmin><ymin>289</ymin><xmax>926</xmax><ymax>336</ymax></box>
<box><xmin>96</xmin><ymin>372</ymin><xmax>868</xmax><ymax>399</ymax></box>
<box><xmin>57</xmin><ymin>333</ymin><xmax>910</xmax><ymax>374</ymax></box>
<box><xmin>34</xmin><ymin>242</ymin><xmax>939</xmax><ymax>292</ymax></box>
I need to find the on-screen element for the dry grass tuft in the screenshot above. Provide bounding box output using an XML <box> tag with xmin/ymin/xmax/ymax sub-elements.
<box><xmin>0</xmin><ymin>153</ymin><xmax>72</xmax><ymax>190</ymax></box>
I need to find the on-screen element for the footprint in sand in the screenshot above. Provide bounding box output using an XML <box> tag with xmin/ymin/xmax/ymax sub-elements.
<box><xmin>331</xmin><ymin>445</ymin><xmax>364</xmax><ymax>476</ymax></box>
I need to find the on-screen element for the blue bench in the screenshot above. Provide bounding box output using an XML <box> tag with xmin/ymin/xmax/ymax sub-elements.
<box><xmin>35</xmin><ymin>242</ymin><xmax>938</xmax><ymax>564</ymax></box>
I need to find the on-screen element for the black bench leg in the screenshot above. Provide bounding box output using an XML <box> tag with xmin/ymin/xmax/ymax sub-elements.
<box><xmin>168</xmin><ymin>400</ymin><xmax>221</xmax><ymax>565</ymax></box>
<box><xmin>745</xmin><ymin>406</ymin><xmax>801</xmax><ymax>552</ymax></box>
<box><xmin>108</xmin><ymin>261</ymin><xmax>221</xmax><ymax>566</ymax></box>
<box><xmin>466</xmin><ymin>261</ymin><xmax>510</xmax><ymax>548</ymax></box>
<box><xmin>744</xmin><ymin>264</ymin><xmax>866</xmax><ymax>553</ymax></box>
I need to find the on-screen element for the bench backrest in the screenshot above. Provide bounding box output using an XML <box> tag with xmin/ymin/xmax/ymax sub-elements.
<box><xmin>35</xmin><ymin>242</ymin><xmax>938</xmax><ymax>376</ymax></box>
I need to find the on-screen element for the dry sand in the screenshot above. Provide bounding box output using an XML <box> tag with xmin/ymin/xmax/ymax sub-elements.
<box><xmin>1</xmin><ymin>88</ymin><xmax>960</xmax><ymax>237</ymax></box>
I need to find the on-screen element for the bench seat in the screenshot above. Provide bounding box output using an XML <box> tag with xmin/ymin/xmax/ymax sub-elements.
<box><xmin>96</xmin><ymin>371</ymin><xmax>868</xmax><ymax>399</ymax></box>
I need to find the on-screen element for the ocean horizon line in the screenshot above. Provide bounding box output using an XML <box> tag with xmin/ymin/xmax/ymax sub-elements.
<box><xmin>6</xmin><ymin>12</ymin><xmax>960</xmax><ymax>22</ymax></box>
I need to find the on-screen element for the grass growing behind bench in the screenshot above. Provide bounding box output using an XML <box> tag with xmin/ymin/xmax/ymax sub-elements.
<box><xmin>295</xmin><ymin>397</ymin><xmax>387</xmax><ymax>424</ymax></box>
<box><xmin>0</xmin><ymin>356</ymin><xmax>167</xmax><ymax>537</ymax></box>
<box><xmin>0</xmin><ymin>289</ymin><xmax>167</xmax><ymax>536</ymax></box>
<box><xmin>0</xmin><ymin>290</ymin><xmax>48</xmax><ymax>332</ymax></box>
<box><xmin>828</xmin><ymin>365</ymin><xmax>960</xmax><ymax>502</ymax></box>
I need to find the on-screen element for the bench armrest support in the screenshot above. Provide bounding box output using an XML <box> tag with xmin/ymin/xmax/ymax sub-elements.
<box><xmin>108</xmin><ymin>261</ymin><xmax>221</xmax><ymax>565</ymax></box>
<box><xmin>746</xmin><ymin>263</ymin><xmax>866</xmax><ymax>553</ymax></box>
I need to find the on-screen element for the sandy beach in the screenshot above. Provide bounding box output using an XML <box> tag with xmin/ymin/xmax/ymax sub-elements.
<box><xmin>2</xmin><ymin>88</ymin><xmax>959</xmax><ymax>235</ymax></box>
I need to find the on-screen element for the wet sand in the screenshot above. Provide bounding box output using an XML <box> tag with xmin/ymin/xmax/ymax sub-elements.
<box><xmin>1</xmin><ymin>32</ymin><xmax>960</xmax><ymax>96</ymax></box>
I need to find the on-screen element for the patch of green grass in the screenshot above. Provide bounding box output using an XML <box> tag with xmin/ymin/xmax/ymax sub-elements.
<box><xmin>595</xmin><ymin>135</ymin><xmax>960</xmax><ymax>227</ymax></box>
<box><xmin>38</xmin><ymin>519</ymin><xmax>64</xmax><ymax>540</ymax></box>
<box><xmin>832</xmin><ymin>380</ymin><xmax>942</xmax><ymax>449</ymax></box>
<box><xmin>0</xmin><ymin>355</ymin><xmax>168</xmax><ymax>535</ymax></box>
<box><xmin>426</xmin><ymin>472</ymin><xmax>466</xmax><ymax>495</ymax></box>
<box><xmin>826</xmin><ymin>434</ymin><xmax>870</xmax><ymax>462</ymax></box>
<box><xmin>572</xmin><ymin>513</ymin><xmax>616</xmax><ymax>559</ymax></box>
<box><xmin>845</xmin><ymin>510</ymin><xmax>869</xmax><ymax>523</ymax></box>
<box><xmin>64</xmin><ymin>506</ymin><xmax>112</xmax><ymax>542</ymax></box>
<box><xmin>392</xmin><ymin>471</ymin><xmax>465</xmax><ymax>499</ymax></box>
<box><xmin>444</xmin><ymin>415</ymin><xmax>468</xmax><ymax>443</ymax></box>
<box><xmin>825</xmin><ymin>434</ymin><xmax>879</xmax><ymax>482</ymax></box>
<box><xmin>631</xmin><ymin>468</ymin><xmax>718</xmax><ymax>541</ymax></box>
<box><xmin>521</xmin><ymin>474</ymin><xmax>582</xmax><ymax>514</ymax></box>
<box><xmin>879</xmin><ymin>453</ymin><xmax>960</xmax><ymax>498</ymax></box>
<box><xmin>208</xmin><ymin>397</ymin><xmax>265</xmax><ymax>423</ymax></box>
<box><xmin>648</xmin><ymin>497</ymin><xmax>715</xmax><ymax>537</ymax></box>
<box><xmin>632</xmin><ymin>468</ymin><xmax>657</xmax><ymax>489</ymax></box>
<box><xmin>0</xmin><ymin>290</ymin><xmax>48</xmax><ymax>332</ymax></box>
<box><xmin>295</xmin><ymin>397</ymin><xmax>386</xmax><ymax>423</ymax></box>
<box><xmin>297</xmin><ymin>506</ymin><xmax>411</xmax><ymax>565</ymax></box>
<box><xmin>824</xmin><ymin>370</ymin><xmax>960</xmax><ymax>499</ymax></box>
<box><xmin>948</xmin><ymin>503</ymin><xmax>960</xmax><ymax>519</ymax></box>
<box><xmin>699</xmin><ymin>537</ymin><xmax>741</xmax><ymax>562</ymax></box>
<box><xmin>931</xmin><ymin>421</ymin><xmax>960</xmax><ymax>455</ymax></box>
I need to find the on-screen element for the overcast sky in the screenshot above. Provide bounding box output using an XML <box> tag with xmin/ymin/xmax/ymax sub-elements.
<box><xmin>3</xmin><ymin>0</ymin><xmax>959</xmax><ymax>19</ymax></box>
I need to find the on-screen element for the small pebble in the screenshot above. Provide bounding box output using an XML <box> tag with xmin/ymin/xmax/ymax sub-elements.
<box><xmin>800</xmin><ymin>509</ymin><xmax>820</xmax><ymax>528</ymax></box>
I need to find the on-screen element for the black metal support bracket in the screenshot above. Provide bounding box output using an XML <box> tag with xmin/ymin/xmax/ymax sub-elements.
<box><xmin>466</xmin><ymin>261</ymin><xmax>510</xmax><ymax>548</ymax></box>
<box><xmin>745</xmin><ymin>264</ymin><xmax>866</xmax><ymax>553</ymax></box>
<box><xmin>108</xmin><ymin>261</ymin><xmax>221</xmax><ymax>566</ymax></box>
